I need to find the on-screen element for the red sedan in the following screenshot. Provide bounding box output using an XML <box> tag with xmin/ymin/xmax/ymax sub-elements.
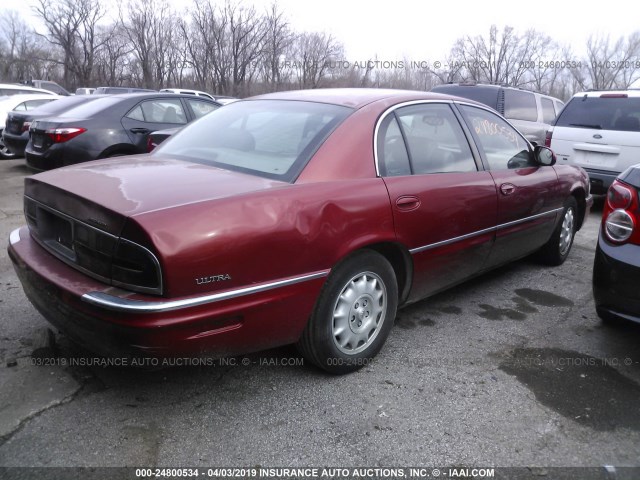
<box><xmin>8</xmin><ymin>89</ymin><xmax>592</xmax><ymax>374</ymax></box>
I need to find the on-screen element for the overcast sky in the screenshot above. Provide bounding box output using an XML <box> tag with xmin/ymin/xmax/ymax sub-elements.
<box><xmin>4</xmin><ymin>0</ymin><xmax>639</xmax><ymax>61</ymax></box>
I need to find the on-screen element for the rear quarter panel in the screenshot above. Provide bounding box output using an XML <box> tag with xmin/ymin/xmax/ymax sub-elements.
<box><xmin>130</xmin><ymin>179</ymin><xmax>396</xmax><ymax>298</ymax></box>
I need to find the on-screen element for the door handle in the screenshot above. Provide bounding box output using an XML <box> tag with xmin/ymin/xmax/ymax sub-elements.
<box><xmin>500</xmin><ymin>183</ymin><xmax>516</xmax><ymax>196</ymax></box>
<box><xmin>395</xmin><ymin>195</ymin><xmax>421</xmax><ymax>211</ymax></box>
<box><xmin>130</xmin><ymin>127</ymin><xmax>150</xmax><ymax>134</ymax></box>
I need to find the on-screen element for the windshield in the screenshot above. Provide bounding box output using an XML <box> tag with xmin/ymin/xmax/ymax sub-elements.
<box><xmin>154</xmin><ymin>99</ymin><xmax>353</xmax><ymax>182</ymax></box>
<box><xmin>555</xmin><ymin>96</ymin><xmax>640</xmax><ymax>132</ymax></box>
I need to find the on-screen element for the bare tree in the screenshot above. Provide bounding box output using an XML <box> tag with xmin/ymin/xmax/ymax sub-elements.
<box><xmin>261</xmin><ymin>2</ymin><xmax>294</xmax><ymax>91</ymax></box>
<box><xmin>292</xmin><ymin>31</ymin><xmax>343</xmax><ymax>88</ymax></box>
<box><xmin>121</xmin><ymin>0</ymin><xmax>179</xmax><ymax>89</ymax></box>
<box><xmin>574</xmin><ymin>32</ymin><xmax>640</xmax><ymax>90</ymax></box>
<box><xmin>0</xmin><ymin>11</ymin><xmax>54</xmax><ymax>82</ymax></box>
<box><xmin>94</xmin><ymin>23</ymin><xmax>134</xmax><ymax>86</ymax></box>
<box><xmin>34</xmin><ymin>0</ymin><xmax>107</xmax><ymax>87</ymax></box>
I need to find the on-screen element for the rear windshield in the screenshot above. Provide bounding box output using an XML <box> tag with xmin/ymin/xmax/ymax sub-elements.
<box><xmin>555</xmin><ymin>96</ymin><xmax>640</xmax><ymax>132</ymax></box>
<box><xmin>155</xmin><ymin>99</ymin><xmax>353</xmax><ymax>182</ymax></box>
<box><xmin>431</xmin><ymin>85</ymin><xmax>499</xmax><ymax>110</ymax></box>
<box><xmin>56</xmin><ymin>96</ymin><xmax>122</xmax><ymax>118</ymax></box>
<box><xmin>31</xmin><ymin>95</ymin><xmax>98</xmax><ymax>115</ymax></box>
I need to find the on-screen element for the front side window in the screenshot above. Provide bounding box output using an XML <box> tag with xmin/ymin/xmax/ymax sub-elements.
<box><xmin>460</xmin><ymin>105</ymin><xmax>533</xmax><ymax>170</ymax></box>
<box><xmin>504</xmin><ymin>90</ymin><xmax>538</xmax><ymax>122</ymax></box>
<box><xmin>155</xmin><ymin>100</ymin><xmax>352</xmax><ymax>182</ymax></box>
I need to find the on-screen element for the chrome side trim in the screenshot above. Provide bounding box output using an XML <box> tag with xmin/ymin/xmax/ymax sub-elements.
<box><xmin>495</xmin><ymin>208</ymin><xmax>563</xmax><ymax>231</ymax></box>
<box><xmin>9</xmin><ymin>228</ymin><xmax>21</xmax><ymax>245</ymax></box>
<box><xmin>81</xmin><ymin>270</ymin><xmax>330</xmax><ymax>313</ymax></box>
<box><xmin>409</xmin><ymin>208</ymin><xmax>562</xmax><ymax>255</ymax></box>
<box><xmin>409</xmin><ymin>225</ymin><xmax>496</xmax><ymax>254</ymax></box>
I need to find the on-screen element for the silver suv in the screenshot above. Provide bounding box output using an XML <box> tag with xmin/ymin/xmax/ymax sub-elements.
<box><xmin>431</xmin><ymin>83</ymin><xmax>565</xmax><ymax>145</ymax></box>
<box><xmin>548</xmin><ymin>90</ymin><xmax>640</xmax><ymax>194</ymax></box>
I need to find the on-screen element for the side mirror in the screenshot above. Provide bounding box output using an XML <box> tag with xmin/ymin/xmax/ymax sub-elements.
<box><xmin>534</xmin><ymin>145</ymin><xmax>556</xmax><ymax>166</ymax></box>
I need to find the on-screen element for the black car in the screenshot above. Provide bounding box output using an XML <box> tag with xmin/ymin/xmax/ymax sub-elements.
<box><xmin>3</xmin><ymin>95</ymin><xmax>104</xmax><ymax>157</ymax></box>
<box><xmin>593</xmin><ymin>163</ymin><xmax>640</xmax><ymax>324</ymax></box>
<box><xmin>25</xmin><ymin>93</ymin><xmax>220</xmax><ymax>170</ymax></box>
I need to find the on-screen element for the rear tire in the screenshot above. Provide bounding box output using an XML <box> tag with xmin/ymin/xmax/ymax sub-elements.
<box><xmin>537</xmin><ymin>196</ymin><xmax>578</xmax><ymax>266</ymax></box>
<box><xmin>297</xmin><ymin>250</ymin><xmax>398</xmax><ymax>374</ymax></box>
<box><xmin>0</xmin><ymin>136</ymin><xmax>17</xmax><ymax>160</ymax></box>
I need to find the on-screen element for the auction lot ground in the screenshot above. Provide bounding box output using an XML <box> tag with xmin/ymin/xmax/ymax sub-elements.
<box><xmin>0</xmin><ymin>158</ymin><xmax>638</xmax><ymax>475</ymax></box>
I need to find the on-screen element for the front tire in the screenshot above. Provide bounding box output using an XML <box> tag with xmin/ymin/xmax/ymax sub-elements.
<box><xmin>297</xmin><ymin>250</ymin><xmax>398</xmax><ymax>374</ymax></box>
<box><xmin>537</xmin><ymin>196</ymin><xmax>578</xmax><ymax>266</ymax></box>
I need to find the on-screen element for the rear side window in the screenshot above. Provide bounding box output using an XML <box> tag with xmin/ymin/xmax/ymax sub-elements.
<box><xmin>14</xmin><ymin>99</ymin><xmax>54</xmax><ymax>111</ymax></box>
<box><xmin>555</xmin><ymin>96</ymin><xmax>640</xmax><ymax>132</ymax></box>
<box><xmin>541</xmin><ymin>98</ymin><xmax>556</xmax><ymax>124</ymax></box>
<box><xmin>393</xmin><ymin>103</ymin><xmax>477</xmax><ymax>175</ymax></box>
<box><xmin>377</xmin><ymin>114</ymin><xmax>411</xmax><ymax>176</ymax></box>
<box><xmin>504</xmin><ymin>90</ymin><xmax>537</xmax><ymax>122</ymax></box>
<box><xmin>128</xmin><ymin>99</ymin><xmax>188</xmax><ymax>124</ymax></box>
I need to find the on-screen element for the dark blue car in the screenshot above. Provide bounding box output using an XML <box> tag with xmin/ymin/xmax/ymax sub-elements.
<box><xmin>593</xmin><ymin>163</ymin><xmax>640</xmax><ymax>324</ymax></box>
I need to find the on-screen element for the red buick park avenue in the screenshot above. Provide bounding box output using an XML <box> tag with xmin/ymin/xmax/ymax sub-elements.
<box><xmin>8</xmin><ymin>89</ymin><xmax>592</xmax><ymax>373</ymax></box>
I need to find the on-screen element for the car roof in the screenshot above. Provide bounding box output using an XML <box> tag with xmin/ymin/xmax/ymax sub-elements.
<box><xmin>0</xmin><ymin>93</ymin><xmax>61</xmax><ymax>106</ymax></box>
<box><xmin>249</xmin><ymin>88</ymin><xmax>458</xmax><ymax>109</ymax></box>
<box><xmin>571</xmin><ymin>90</ymin><xmax>640</xmax><ymax>98</ymax></box>
<box><xmin>0</xmin><ymin>83</ymin><xmax>56</xmax><ymax>95</ymax></box>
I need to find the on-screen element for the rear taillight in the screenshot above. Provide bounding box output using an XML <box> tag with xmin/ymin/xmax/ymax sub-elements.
<box><xmin>22</xmin><ymin>121</ymin><xmax>32</xmax><ymax>132</ymax></box>
<box><xmin>45</xmin><ymin>127</ymin><xmax>86</xmax><ymax>143</ymax></box>
<box><xmin>147</xmin><ymin>136</ymin><xmax>158</xmax><ymax>152</ymax></box>
<box><xmin>112</xmin><ymin>238</ymin><xmax>162</xmax><ymax>295</ymax></box>
<box><xmin>603</xmin><ymin>180</ymin><xmax>639</xmax><ymax>244</ymax></box>
<box><xmin>544</xmin><ymin>130</ymin><xmax>552</xmax><ymax>148</ymax></box>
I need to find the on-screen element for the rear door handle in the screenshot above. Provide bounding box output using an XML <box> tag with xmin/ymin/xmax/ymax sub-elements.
<box><xmin>395</xmin><ymin>195</ymin><xmax>421</xmax><ymax>211</ymax></box>
<box><xmin>500</xmin><ymin>183</ymin><xmax>516</xmax><ymax>196</ymax></box>
<box><xmin>130</xmin><ymin>127</ymin><xmax>150</xmax><ymax>134</ymax></box>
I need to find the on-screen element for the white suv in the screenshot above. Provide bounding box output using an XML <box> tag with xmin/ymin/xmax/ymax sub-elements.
<box><xmin>547</xmin><ymin>90</ymin><xmax>640</xmax><ymax>194</ymax></box>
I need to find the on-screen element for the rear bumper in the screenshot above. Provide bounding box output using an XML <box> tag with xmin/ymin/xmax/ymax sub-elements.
<box><xmin>593</xmin><ymin>235</ymin><xmax>640</xmax><ymax>324</ymax></box>
<box><xmin>2</xmin><ymin>131</ymin><xmax>28</xmax><ymax>157</ymax></box>
<box><xmin>9</xmin><ymin>226</ymin><xmax>324</xmax><ymax>358</ymax></box>
<box><xmin>25</xmin><ymin>143</ymin><xmax>65</xmax><ymax>171</ymax></box>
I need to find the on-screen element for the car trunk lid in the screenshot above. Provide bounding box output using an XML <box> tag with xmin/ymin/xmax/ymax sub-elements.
<box><xmin>25</xmin><ymin>155</ymin><xmax>290</xmax><ymax>231</ymax></box>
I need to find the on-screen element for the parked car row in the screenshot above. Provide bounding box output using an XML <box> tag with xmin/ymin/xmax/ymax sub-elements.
<box><xmin>0</xmin><ymin>94</ymin><xmax>61</xmax><ymax>159</ymax></box>
<box><xmin>2</xmin><ymin>93</ymin><xmax>221</xmax><ymax>168</ymax></box>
